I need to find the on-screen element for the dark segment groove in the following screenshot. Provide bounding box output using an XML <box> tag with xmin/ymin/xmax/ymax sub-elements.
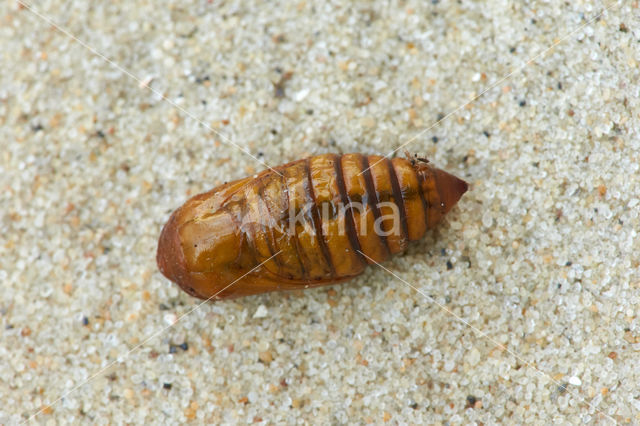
<box><xmin>431</xmin><ymin>165</ymin><xmax>444</xmax><ymax>215</ymax></box>
<box><xmin>412</xmin><ymin>166</ymin><xmax>430</xmax><ymax>230</ymax></box>
<box><xmin>334</xmin><ymin>154</ymin><xmax>366</xmax><ymax>267</ymax></box>
<box><xmin>386</xmin><ymin>158</ymin><xmax>409</xmax><ymax>243</ymax></box>
<box><xmin>362</xmin><ymin>155</ymin><xmax>391</xmax><ymax>255</ymax></box>
<box><xmin>304</xmin><ymin>158</ymin><xmax>335</xmax><ymax>278</ymax></box>
<box><xmin>283</xmin><ymin>170</ymin><xmax>308</xmax><ymax>280</ymax></box>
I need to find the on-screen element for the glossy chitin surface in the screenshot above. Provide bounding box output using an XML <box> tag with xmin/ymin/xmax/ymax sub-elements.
<box><xmin>157</xmin><ymin>153</ymin><xmax>468</xmax><ymax>300</ymax></box>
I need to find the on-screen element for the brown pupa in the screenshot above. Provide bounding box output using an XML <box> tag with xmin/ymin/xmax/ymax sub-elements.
<box><xmin>157</xmin><ymin>153</ymin><xmax>468</xmax><ymax>300</ymax></box>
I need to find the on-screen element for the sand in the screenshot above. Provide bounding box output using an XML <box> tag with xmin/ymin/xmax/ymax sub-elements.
<box><xmin>1</xmin><ymin>0</ymin><xmax>639</xmax><ymax>423</ymax></box>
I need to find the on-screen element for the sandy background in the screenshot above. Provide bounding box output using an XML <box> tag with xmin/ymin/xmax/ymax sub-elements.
<box><xmin>2</xmin><ymin>0</ymin><xmax>639</xmax><ymax>424</ymax></box>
